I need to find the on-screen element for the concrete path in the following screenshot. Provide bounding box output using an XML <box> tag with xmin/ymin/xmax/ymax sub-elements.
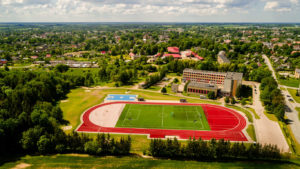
<box><xmin>263</xmin><ymin>54</ymin><xmax>300</xmax><ymax>144</ymax></box>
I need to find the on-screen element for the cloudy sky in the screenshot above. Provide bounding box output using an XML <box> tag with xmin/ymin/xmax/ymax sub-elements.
<box><xmin>0</xmin><ymin>0</ymin><xmax>299</xmax><ymax>22</ymax></box>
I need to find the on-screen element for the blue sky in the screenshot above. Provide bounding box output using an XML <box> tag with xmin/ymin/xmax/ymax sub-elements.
<box><xmin>0</xmin><ymin>0</ymin><xmax>299</xmax><ymax>22</ymax></box>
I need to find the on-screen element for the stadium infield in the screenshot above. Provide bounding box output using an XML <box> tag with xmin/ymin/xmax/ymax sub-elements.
<box><xmin>116</xmin><ymin>104</ymin><xmax>210</xmax><ymax>130</ymax></box>
<box><xmin>77</xmin><ymin>102</ymin><xmax>248</xmax><ymax>141</ymax></box>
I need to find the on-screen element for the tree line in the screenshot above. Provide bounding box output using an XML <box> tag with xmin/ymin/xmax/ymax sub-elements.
<box><xmin>148</xmin><ymin>138</ymin><xmax>282</xmax><ymax>161</ymax></box>
<box><xmin>0</xmin><ymin>69</ymin><xmax>131</xmax><ymax>156</ymax></box>
<box><xmin>260</xmin><ymin>77</ymin><xmax>285</xmax><ymax>121</ymax></box>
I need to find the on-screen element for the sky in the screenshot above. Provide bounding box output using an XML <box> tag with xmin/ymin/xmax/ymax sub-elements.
<box><xmin>0</xmin><ymin>0</ymin><xmax>299</xmax><ymax>22</ymax></box>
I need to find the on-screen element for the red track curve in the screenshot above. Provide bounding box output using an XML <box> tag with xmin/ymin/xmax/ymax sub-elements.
<box><xmin>76</xmin><ymin>102</ymin><xmax>248</xmax><ymax>141</ymax></box>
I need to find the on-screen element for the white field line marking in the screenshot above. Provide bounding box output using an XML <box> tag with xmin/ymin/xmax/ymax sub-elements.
<box><xmin>122</xmin><ymin>104</ymin><xmax>131</xmax><ymax>126</ymax></box>
<box><xmin>196</xmin><ymin>106</ymin><xmax>204</xmax><ymax>129</ymax></box>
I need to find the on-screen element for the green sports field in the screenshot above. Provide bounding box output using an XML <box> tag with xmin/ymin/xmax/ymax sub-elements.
<box><xmin>115</xmin><ymin>104</ymin><xmax>210</xmax><ymax>130</ymax></box>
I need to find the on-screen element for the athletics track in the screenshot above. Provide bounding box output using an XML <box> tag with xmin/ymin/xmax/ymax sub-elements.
<box><xmin>76</xmin><ymin>102</ymin><xmax>248</xmax><ymax>141</ymax></box>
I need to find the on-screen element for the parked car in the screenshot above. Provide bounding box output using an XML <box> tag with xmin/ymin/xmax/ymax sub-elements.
<box><xmin>289</xmin><ymin>99</ymin><xmax>294</xmax><ymax>102</ymax></box>
<box><xmin>287</xmin><ymin>95</ymin><xmax>291</xmax><ymax>97</ymax></box>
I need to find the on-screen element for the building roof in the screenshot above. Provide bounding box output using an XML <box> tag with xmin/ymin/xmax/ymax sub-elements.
<box><xmin>183</xmin><ymin>68</ymin><xmax>243</xmax><ymax>81</ymax></box>
<box><xmin>183</xmin><ymin>68</ymin><xmax>227</xmax><ymax>76</ymax></box>
<box><xmin>167</xmin><ymin>47</ymin><xmax>180</xmax><ymax>53</ymax></box>
<box><xmin>163</xmin><ymin>53</ymin><xmax>181</xmax><ymax>58</ymax></box>
<box><xmin>295</xmin><ymin>68</ymin><xmax>300</xmax><ymax>74</ymax></box>
<box><xmin>225</xmin><ymin>72</ymin><xmax>243</xmax><ymax>81</ymax></box>
<box><xmin>218</xmin><ymin>51</ymin><xmax>230</xmax><ymax>63</ymax></box>
<box><xmin>188</xmin><ymin>81</ymin><xmax>218</xmax><ymax>90</ymax></box>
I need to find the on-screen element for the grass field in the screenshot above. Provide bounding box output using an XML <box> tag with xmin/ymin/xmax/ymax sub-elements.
<box><xmin>1</xmin><ymin>154</ymin><xmax>299</xmax><ymax>169</ymax></box>
<box><xmin>296</xmin><ymin>107</ymin><xmax>300</xmax><ymax>121</ymax></box>
<box><xmin>116</xmin><ymin>104</ymin><xmax>210</xmax><ymax>130</ymax></box>
<box><xmin>278</xmin><ymin>78</ymin><xmax>300</xmax><ymax>88</ymax></box>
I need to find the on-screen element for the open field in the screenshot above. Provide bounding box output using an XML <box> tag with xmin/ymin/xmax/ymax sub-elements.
<box><xmin>116</xmin><ymin>104</ymin><xmax>210</xmax><ymax>130</ymax></box>
<box><xmin>288</xmin><ymin>88</ymin><xmax>300</xmax><ymax>103</ymax></box>
<box><xmin>1</xmin><ymin>154</ymin><xmax>299</xmax><ymax>169</ymax></box>
<box><xmin>278</xmin><ymin>78</ymin><xmax>300</xmax><ymax>88</ymax></box>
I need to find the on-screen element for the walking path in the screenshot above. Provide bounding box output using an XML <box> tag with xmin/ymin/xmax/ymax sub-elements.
<box><xmin>263</xmin><ymin>54</ymin><xmax>300</xmax><ymax>143</ymax></box>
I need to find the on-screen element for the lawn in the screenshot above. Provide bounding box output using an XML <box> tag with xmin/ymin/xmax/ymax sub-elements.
<box><xmin>246</xmin><ymin>124</ymin><xmax>256</xmax><ymax>141</ymax></box>
<box><xmin>116</xmin><ymin>104</ymin><xmax>210</xmax><ymax>130</ymax></box>
<box><xmin>246</xmin><ymin>107</ymin><xmax>260</xmax><ymax>119</ymax></box>
<box><xmin>1</xmin><ymin>154</ymin><xmax>298</xmax><ymax>169</ymax></box>
<box><xmin>288</xmin><ymin>88</ymin><xmax>300</xmax><ymax>103</ymax></box>
<box><xmin>296</xmin><ymin>107</ymin><xmax>300</xmax><ymax>121</ymax></box>
<box><xmin>278</xmin><ymin>78</ymin><xmax>300</xmax><ymax>88</ymax></box>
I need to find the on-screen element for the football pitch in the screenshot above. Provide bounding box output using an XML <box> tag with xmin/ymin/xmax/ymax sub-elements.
<box><xmin>115</xmin><ymin>104</ymin><xmax>210</xmax><ymax>130</ymax></box>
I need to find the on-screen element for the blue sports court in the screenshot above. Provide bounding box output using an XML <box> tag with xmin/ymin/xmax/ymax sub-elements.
<box><xmin>105</xmin><ymin>94</ymin><xmax>137</xmax><ymax>101</ymax></box>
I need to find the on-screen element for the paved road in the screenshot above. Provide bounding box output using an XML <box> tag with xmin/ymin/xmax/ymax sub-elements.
<box><xmin>243</xmin><ymin>81</ymin><xmax>289</xmax><ymax>152</ymax></box>
<box><xmin>263</xmin><ymin>54</ymin><xmax>300</xmax><ymax>143</ymax></box>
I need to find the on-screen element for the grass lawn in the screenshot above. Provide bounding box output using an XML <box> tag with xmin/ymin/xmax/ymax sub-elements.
<box><xmin>295</xmin><ymin>107</ymin><xmax>300</xmax><ymax>121</ymax></box>
<box><xmin>246</xmin><ymin>107</ymin><xmax>260</xmax><ymax>119</ymax></box>
<box><xmin>288</xmin><ymin>88</ymin><xmax>300</xmax><ymax>103</ymax></box>
<box><xmin>225</xmin><ymin>104</ymin><xmax>253</xmax><ymax>123</ymax></box>
<box><xmin>278</xmin><ymin>78</ymin><xmax>300</xmax><ymax>88</ymax></box>
<box><xmin>116</xmin><ymin>104</ymin><xmax>210</xmax><ymax>130</ymax></box>
<box><xmin>1</xmin><ymin>154</ymin><xmax>298</xmax><ymax>169</ymax></box>
<box><xmin>246</xmin><ymin>124</ymin><xmax>256</xmax><ymax>141</ymax></box>
<box><xmin>263</xmin><ymin>111</ymin><xmax>278</xmax><ymax>122</ymax></box>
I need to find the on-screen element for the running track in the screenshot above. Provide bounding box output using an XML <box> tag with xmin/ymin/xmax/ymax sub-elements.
<box><xmin>77</xmin><ymin>102</ymin><xmax>248</xmax><ymax>141</ymax></box>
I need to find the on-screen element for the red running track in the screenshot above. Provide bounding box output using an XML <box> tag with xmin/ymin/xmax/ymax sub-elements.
<box><xmin>76</xmin><ymin>102</ymin><xmax>248</xmax><ymax>141</ymax></box>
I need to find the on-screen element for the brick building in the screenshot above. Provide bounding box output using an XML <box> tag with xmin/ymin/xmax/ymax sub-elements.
<box><xmin>182</xmin><ymin>68</ymin><xmax>243</xmax><ymax>96</ymax></box>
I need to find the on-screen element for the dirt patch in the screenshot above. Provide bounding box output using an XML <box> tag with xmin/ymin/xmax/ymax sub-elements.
<box><xmin>85</xmin><ymin>90</ymin><xmax>91</xmax><ymax>92</ymax></box>
<box><xmin>89</xmin><ymin>103</ymin><xmax>125</xmax><ymax>127</ymax></box>
<box><xmin>61</xmin><ymin>100</ymin><xmax>69</xmax><ymax>103</ymax></box>
<box><xmin>12</xmin><ymin>163</ymin><xmax>31</xmax><ymax>169</ymax></box>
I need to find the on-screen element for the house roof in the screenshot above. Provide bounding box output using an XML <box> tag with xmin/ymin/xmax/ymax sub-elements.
<box><xmin>167</xmin><ymin>47</ymin><xmax>180</xmax><ymax>53</ymax></box>
<box><xmin>163</xmin><ymin>53</ymin><xmax>181</xmax><ymax>58</ymax></box>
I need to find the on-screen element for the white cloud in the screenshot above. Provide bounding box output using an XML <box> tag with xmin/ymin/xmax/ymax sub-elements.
<box><xmin>0</xmin><ymin>0</ymin><xmax>299</xmax><ymax>22</ymax></box>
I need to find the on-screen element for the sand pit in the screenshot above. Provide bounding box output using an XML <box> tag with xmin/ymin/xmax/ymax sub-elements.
<box><xmin>89</xmin><ymin>103</ymin><xmax>125</xmax><ymax>127</ymax></box>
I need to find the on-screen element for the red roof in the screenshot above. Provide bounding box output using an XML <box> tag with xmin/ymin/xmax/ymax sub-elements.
<box><xmin>129</xmin><ymin>52</ymin><xmax>135</xmax><ymax>57</ymax></box>
<box><xmin>167</xmin><ymin>47</ymin><xmax>180</xmax><ymax>53</ymax></box>
<box><xmin>31</xmin><ymin>56</ymin><xmax>38</xmax><ymax>59</ymax></box>
<box><xmin>100</xmin><ymin>51</ymin><xmax>106</xmax><ymax>54</ymax></box>
<box><xmin>46</xmin><ymin>54</ymin><xmax>51</xmax><ymax>58</ymax></box>
<box><xmin>154</xmin><ymin>53</ymin><xmax>161</xmax><ymax>57</ymax></box>
<box><xmin>163</xmin><ymin>54</ymin><xmax>181</xmax><ymax>58</ymax></box>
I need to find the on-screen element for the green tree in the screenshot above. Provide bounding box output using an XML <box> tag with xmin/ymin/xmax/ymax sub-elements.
<box><xmin>225</xmin><ymin>96</ymin><xmax>230</xmax><ymax>104</ymax></box>
<box><xmin>161</xmin><ymin>87</ymin><xmax>167</xmax><ymax>93</ymax></box>
<box><xmin>231</xmin><ymin>97</ymin><xmax>236</xmax><ymax>104</ymax></box>
<box><xmin>207</xmin><ymin>91</ymin><xmax>215</xmax><ymax>100</ymax></box>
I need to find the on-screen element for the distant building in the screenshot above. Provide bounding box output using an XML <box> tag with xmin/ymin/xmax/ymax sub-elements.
<box><xmin>295</xmin><ymin>69</ymin><xmax>300</xmax><ymax>79</ymax></box>
<box><xmin>182</xmin><ymin>68</ymin><xmax>243</xmax><ymax>97</ymax></box>
<box><xmin>167</xmin><ymin>47</ymin><xmax>180</xmax><ymax>54</ymax></box>
<box><xmin>0</xmin><ymin>59</ymin><xmax>7</xmax><ymax>65</ymax></box>
<box><xmin>217</xmin><ymin>51</ymin><xmax>230</xmax><ymax>64</ymax></box>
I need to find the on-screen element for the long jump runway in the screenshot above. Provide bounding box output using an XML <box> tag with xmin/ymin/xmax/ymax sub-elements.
<box><xmin>76</xmin><ymin>102</ymin><xmax>248</xmax><ymax>141</ymax></box>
